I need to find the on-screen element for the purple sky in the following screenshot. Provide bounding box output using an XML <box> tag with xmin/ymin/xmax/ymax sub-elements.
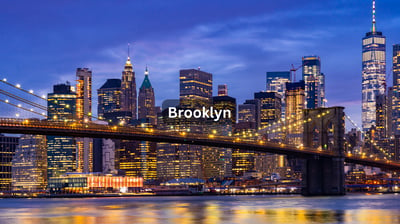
<box><xmin>1</xmin><ymin>0</ymin><xmax>400</xmax><ymax>128</ymax></box>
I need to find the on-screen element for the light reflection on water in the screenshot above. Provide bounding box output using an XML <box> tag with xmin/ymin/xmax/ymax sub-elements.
<box><xmin>0</xmin><ymin>194</ymin><xmax>399</xmax><ymax>224</ymax></box>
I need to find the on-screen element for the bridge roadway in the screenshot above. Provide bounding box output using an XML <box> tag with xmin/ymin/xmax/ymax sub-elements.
<box><xmin>0</xmin><ymin>118</ymin><xmax>399</xmax><ymax>170</ymax></box>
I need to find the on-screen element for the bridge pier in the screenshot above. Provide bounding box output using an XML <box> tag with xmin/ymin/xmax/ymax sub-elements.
<box><xmin>301</xmin><ymin>156</ymin><xmax>345</xmax><ymax>196</ymax></box>
<box><xmin>302</xmin><ymin>107</ymin><xmax>346</xmax><ymax>196</ymax></box>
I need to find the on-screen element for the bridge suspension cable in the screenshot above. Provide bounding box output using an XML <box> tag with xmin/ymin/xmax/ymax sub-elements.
<box><xmin>0</xmin><ymin>78</ymin><xmax>47</xmax><ymax>100</ymax></box>
<box><xmin>0</xmin><ymin>99</ymin><xmax>47</xmax><ymax>118</ymax></box>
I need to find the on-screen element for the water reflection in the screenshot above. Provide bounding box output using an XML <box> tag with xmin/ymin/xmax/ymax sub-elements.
<box><xmin>0</xmin><ymin>194</ymin><xmax>399</xmax><ymax>224</ymax></box>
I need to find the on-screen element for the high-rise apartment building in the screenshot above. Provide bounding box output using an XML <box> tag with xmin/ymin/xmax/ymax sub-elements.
<box><xmin>76</xmin><ymin>68</ymin><xmax>93</xmax><ymax>173</ymax></box>
<box><xmin>138</xmin><ymin>67</ymin><xmax>156</xmax><ymax>125</ymax></box>
<box><xmin>302</xmin><ymin>56</ymin><xmax>325</xmax><ymax>109</ymax></box>
<box><xmin>362</xmin><ymin>0</ymin><xmax>386</xmax><ymax>132</ymax></box>
<box><xmin>12</xmin><ymin>134</ymin><xmax>47</xmax><ymax>192</ymax></box>
<box><xmin>121</xmin><ymin>56</ymin><xmax>137</xmax><ymax>120</ymax></box>
<box><xmin>47</xmin><ymin>83</ymin><xmax>76</xmax><ymax>178</ymax></box>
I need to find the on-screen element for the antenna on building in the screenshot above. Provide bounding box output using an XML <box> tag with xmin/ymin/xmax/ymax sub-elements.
<box><xmin>128</xmin><ymin>43</ymin><xmax>130</xmax><ymax>58</ymax></box>
<box><xmin>372</xmin><ymin>0</ymin><xmax>376</xmax><ymax>33</ymax></box>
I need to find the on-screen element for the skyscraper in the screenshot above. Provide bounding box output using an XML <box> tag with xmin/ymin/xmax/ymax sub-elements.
<box><xmin>218</xmin><ymin>84</ymin><xmax>228</xmax><ymax>96</ymax></box>
<box><xmin>285</xmin><ymin>80</ymin><xmax>305</xmax><ymax>145</ymax></box>
<box><xmin>266</xmin><ymin>71</ymin><xmax>290</xmax><ymax>119</ymax></box>
<box><xmin>97</xmin><ymin>79</ymin><xmax>121</xmax><ymax>119</ymax></box>
<box><xmin>138</xmin><ymin>67</ymin><xmax>156</xmax><ymax>125</ymax></box>
<box><xmin>121</xmin><ymin>56</ymin><xmax>137</xmax><ymax>120</ymax></box>
<box><xmin>76</xmin><ymin>68</ymin><xmax>93</xmax><ymax>173</ymax></box>
<box><xmin>0</xmin><ymin>135</ymin><xmax>19</xmax><ymax>191</ymax></box>
<box><xmin>179</xmin><ymin>68</ymin><xmax>212</xmax><ymax>108</ymax></box>
<box><xmin>302</xmin><ymin>56</ymin><xmax>325</xmax><ymax>109</ymax></box>
<box><xmin>12</xmin><ymin>134</ymin><xmax>47</xmax><ymax>192</ymax></box>
<box><xmin>362</xmin><ymin>0</ymin><xmax>386</xmax><ymax>132</ymax></box>
<box><xmin>47</xmin><ymin>83</ymin><xmax>76</xmax><ymax>178</ymax></box>
<box><xmin>392</xmin><ymin>44</ymin><xmax>400</xmax><ymax>135</ymax></box>
<box><xmin>254</xmin><ymin>92</ymin><xmax>282</xmax><ymax>128</ymax></box>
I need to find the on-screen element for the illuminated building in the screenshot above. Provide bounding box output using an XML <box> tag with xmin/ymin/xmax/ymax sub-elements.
<box><xmin>213</xmin><ymin>95</ymin><xmax>236</xmax><ymax>124</ymax></box>
<box><xmin>47</xmin><ymin>83</ymin><xmax>76</xmax><ymax>178</ymax></box>
<box><xmin>12</xmin><ymin>134</ymin><xmax>47</xmax><ymax>192</ymax></box>
<box><xmin>375</xmin><ymin>94</ymin><xmax>387</xmax><ymax>139</ymax></box>
<box><xmin>76</xmin><ymin>68</ymin><xmax>93</xmax><ymax>173</ymax></box>
<box><xmin>392</xmin><ymin>44</ymin><xmax>400</xmax><ymax>135</ymax></box>
<box><xmin>48</xmin><ymin>173</ymin><xmax>143</xmax><ymax>194</ymax></box>
<box><xmin>138</xmin><ymin>67</ymin><xmax>156</xmax><ymax>125</ymax></box>
<box><xmin>232</xmin><ymin>148</ymin><xmax>254</xmax><ymax>176</ymax></box>
<box><xmin>218</xmin><ymin>84</ymin><xmax>228</xmax><ymax>96</ymax></box>
<box><xmin>97</xmin><ymin>79</ymin><xmax>121</xmax><ymax>119</ymax></box>
<box><xmin>362</xmin><ymin>0</ymin><xmax>386</xmax><ymax>132</ymax></box>
<box><xmin>0</xmin><ymin>135</ymin><xmax>19</xmax><ymax>191</ymax></box>
<box><xmin>121</xmin><ymin>55</ymin><xmax>137</xmax><ymax>120</ymax></box>
<box><xmin>238</xmin><ymin>99</ymin><xmax>260</xmax><ymax>129</ymax></box>
<box><xmin>302</xmin><ymin>56</ymin><xmax>325</xmax><ymax>109</ymax></box>
<box><xmin>179</xmin><ymin>68</ymin><xmax>212</xmax><ymax>108</ymax></box>
<box><xmin>254</xmin><ymin>92</ymin><xmax>282</xmax><ymax>128</ymax></box>
<box><xmin>285</xmin><ymin>80</ymin><xmax>305</xmax><ymax>145</ymax></box>
<box><xmin>266</xmin><ymin>71</ymin><xmax>290</xmax><ymax>119</ymax></box>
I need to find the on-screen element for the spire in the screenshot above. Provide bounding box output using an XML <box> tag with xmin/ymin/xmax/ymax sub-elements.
<box><xmin>140</xmin><ymin>67</ymin><xmax>152</xmax><ymax>89</ymax></box>
<box><xmin>372</xmin><ymin>0</ymin><xmax>376</xmax><ymax>33</ymax></box>
<box><xmin>125</xmin><ymin>43</ymin><xmax>132</xmax><ymax>67</ymax></box>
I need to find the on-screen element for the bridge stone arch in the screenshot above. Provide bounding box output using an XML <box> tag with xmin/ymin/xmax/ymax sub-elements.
<box><xmin>302</xmin><ymin>106</ymin><xmax>346</xmax><ymax>196</ymax></box>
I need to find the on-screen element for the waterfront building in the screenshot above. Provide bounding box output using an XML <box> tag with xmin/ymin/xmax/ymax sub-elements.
<box><xmin>48</xmin><ymin>173</ymin><xmax>143</xmax><ymax>194</ymax></box>
<box><xmin>76</xmin><ymin>68</ymin><xmax>93</xmax><ymax>173</ymax></box>
<box><xmin>120</xmin><ymin>55</ymin><xmax>137</xmax><ymax>120</ymax></box>
<box><xmin>47</xmin><ymin>83</ymin><xmax>76</xmax><ymax>178</ymax></box>
<box><xmin>302</xmin><ymin>56</ymin><xmax>325</xmax><ymax>109</ymax></box>
<box><xmin>12</xmin><ymin>134</ymin><xmax>47</xmax><ymax>192</ymax></box>
<box><xmin>0</xmin><ymin>135</ymin><xmax>19</xmax><ymax>191</ymax></box>
<box><xmin>362</xmin><ymin>0</ymin><xmax>386</xmax><ymax>132</ymax></box>
<box><xmin>138</xmin><ymin>67</ymin><xmax>156</xmax><ymax>125</ymax></box>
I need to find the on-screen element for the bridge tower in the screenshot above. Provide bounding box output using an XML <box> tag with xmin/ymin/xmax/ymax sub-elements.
<box><xmin>302</xmin><ymin>106</ymin><xmax>346</xmax><ymax>196</ymax></box>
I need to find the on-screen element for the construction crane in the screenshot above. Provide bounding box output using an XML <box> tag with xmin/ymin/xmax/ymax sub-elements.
<box><xmin>290</xmin><ymin>64</ymin><xmax>302</xmax><ymax>82</ymax></box>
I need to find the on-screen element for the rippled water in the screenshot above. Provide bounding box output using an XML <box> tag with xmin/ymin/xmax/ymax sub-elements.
<box><xmin>0</xmin><ymin>194</ymin><xmax>399</xmax><ymax>223</ymax></box>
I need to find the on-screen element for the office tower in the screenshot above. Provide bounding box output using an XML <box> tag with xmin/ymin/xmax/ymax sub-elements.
<box><xmin>138</xmin><ymin>67</ymin><xmax>156</xmax><ymax>125</ymax></box>
<box><xmin>392</xmin><ymin>45</ymin><xmax>400</xmax><ymax>135</ymax></box>
<box><xmin>213</xmin><ymin>95</ymin><xmax>236</xmax><ymax>124</ymax></box>
<box><xmin>121</xmin><ymin>56</ymin><xmax>137</xmax><ymax>120</ymax></box>
<box><xmin>47</xmin><ymin>83</ymin><xmax>77</xmax><ymax>178</ymax></box>
<box><xmin>76</xmin><ymin>68</ymin><xmax>93</xmax><ymax>173</ymax></box>
<box><xmin>302</xmin><ymin>56</ymin><xmax>325</xmax><ymax>109</ymax></box>
<box><xmin>218</xmin><ymin>84</ymin><xmax>228</xmax><ymax>96</ymax></box>
<box><xmin>254</xmin><ymin>92</ymin><xmax>282</xmax><ymax>128</ymax></box>
<box><xmin>0</xmin><ymin>135</ymin><xmax>19</xmax><ymax>191</ymax></box>
<box><xmin>238</xmin><ymin>99</ymin><xmax>261</xmax><ymax>129</ymax></box>
<box><xmin>267</xmin><ymin>71</ymin><xmax>290</xmax><ymax>119</ymax></box>
<box><xmin>179</xmin><ymin>68</ymin><xmax>212</xmax><ymax>108</ymax></box>
<box><xmin>12</xmin><ymin>135</ymin><xmax>47</xmax><ymax>192</ymax></box>
<box><xmin>388</xmin><ymin>87</ymin><xmax>394</xmax><ymax>136</ymax></box>
<box><xmin>375</xmin><ymin>94</ymin><xmax>387</xmax><ymax>139</ymax></box>
<box><xmin>362</xmin><ymin>0</ymin><xmax>386</xmax><ymax>132</ymax></box>
<box><xmin>97</xmin><ymin>79</ymin><xmax>121</xmax><ymax>119</ymax></box>
<box><xmin>285</xmin><ymin>80</ymin><xmax>305</xmax><ymax>145</ymax></box>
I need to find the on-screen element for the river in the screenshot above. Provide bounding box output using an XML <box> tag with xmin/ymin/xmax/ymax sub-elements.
<box><xmin>0</xmin><ymin>194</ymin><xmax>399</xmax><ymax>223</ymax></box>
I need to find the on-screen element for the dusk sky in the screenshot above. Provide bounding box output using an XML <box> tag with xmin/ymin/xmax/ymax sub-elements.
<box><xmin>1</xmin><ymin>0</ymin><xmax>400</xmax><ymax>128</ymax></box>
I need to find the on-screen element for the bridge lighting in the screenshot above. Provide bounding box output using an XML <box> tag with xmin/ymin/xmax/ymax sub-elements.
<box><xmin>5</xmin><ymin>99</ymin><xmax>8</xmax><ymax>103</ymax></box>
<box><xmin>2</xmin><ymin>78</ymin><xmax>6</xmax><ymax>82</ymax></box>
<box><xmin>15</xmin><ymin>113</ymin><xmax>19</xmax><ymax>117</ymax></box>
<box><xmin>208</xmin><ymin>134</ymin><xmax>215</xmax><ymax>139</ymax></box>
<box><xmin>42</xmin><ymin>95</ymin><xmax>46</xmax><ymax>99</ymax></box>
<box><xmin>41</xmin><ymin>112</ymin><xmax>45</xmax><ymax>115</ymax></box>
<box><xmin>29</xmin><ymin>90</ymin><xmax>34</xmax><ymax>94</ymax></box>
<box><xmin>180</xmin><ymin>132</ymin><xmax>186</xmax><ymax>136</ymax></box>
<box><xmin>16</xmin><ymin>84</ymin><xmax>21</xmax><ymax>88</ymax></box>
<box><xmin>212</xmin><ymin>129</ymin><xmax>217</xmax><ymax>134</ymax></box>
<box><xmin>17</xmin><ymin>104</ymin><xmax>21</xmax><ymax>107</ymax></box>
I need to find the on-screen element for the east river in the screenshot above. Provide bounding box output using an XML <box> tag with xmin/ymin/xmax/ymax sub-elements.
<box><xmin>0</xmin><ymin>194</ymin><xmax>399</xmax><ymax>223</ymax></box>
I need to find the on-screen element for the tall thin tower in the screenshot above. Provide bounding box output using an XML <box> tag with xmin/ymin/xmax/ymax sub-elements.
<box><xmin>121</xmin><ymin>44</ymin><xmax>137</xmax><ymax>120</ymax></box>
<box><xmin>362</xmin><ymin>0</ymin><xmax>386</xmax><ymax>132</ymax></box>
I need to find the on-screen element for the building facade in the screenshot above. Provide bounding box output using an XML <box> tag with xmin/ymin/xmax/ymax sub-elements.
<box><xmin>302</xmin><ymin>56</ymin><xmax>325</xmax><ymax>109</ymax></box>
<box><xmin>97</xmin><ymin>79</ymin><xmax>122</xmax><ymax>119</ymax></box>
<box><xmin>362</xmin><ymin>1</ymin><xmax>386</xmax><ymax>132</ymax></box>
<box><xmin>392</xmin><ymin>45</ymin><xmax>400</xmax><ymax>135</ymax></box>
<box><xmin>179</xmin><ymin>68</ymin><xmax>212</xmax><ymax>108</ymax></box>
<box><xmin>0</xmin><ymin>135</ymin><xmax>19</xmax><ymax>191</ymax></box>
<box><xmin>121</xmin><ymin>56</ymin><xmax>137</xmax><ymax>120</ymax></box>
<box><xmin>138</xmin><ymin>67</ymin><xmax>156</xmax><ymax>125</ymax></box>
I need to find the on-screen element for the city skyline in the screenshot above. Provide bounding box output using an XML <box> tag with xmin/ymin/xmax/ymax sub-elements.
<box><xmin>1</xmin><ymin>1</ymin><xmax>400</xmax><ymax>127</ymax></box>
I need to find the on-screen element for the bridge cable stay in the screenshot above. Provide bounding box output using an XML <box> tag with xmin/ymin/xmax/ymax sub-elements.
<box><xmin>0</xmin><ymin>78</ymin><xmax>102</xmax><ymax>121</ymax></box>
<box><xmin>0</xmin><ymin>98</ymin><xmax>47</xmax><ymax>118</ymax></box>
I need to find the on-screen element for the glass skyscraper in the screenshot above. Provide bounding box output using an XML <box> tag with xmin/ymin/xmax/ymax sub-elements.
<box><xmin>47</xmin><ymin>83</ymin><xmax>76</xmax><ymax>178</ymax></box>
<box><xmin>392</xmin><ymin>44</ymin><xmax>400</xmax><ymax>135</ymax></box>
<box><xmin>362</xmin><ymin>0</ymin><xmax>386</xmax><ymax>132</ymax></box>
<box><xmin>302</xmin><ymin>56</ymin><xmax>325</xmax><ymax>109</ymax></box>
